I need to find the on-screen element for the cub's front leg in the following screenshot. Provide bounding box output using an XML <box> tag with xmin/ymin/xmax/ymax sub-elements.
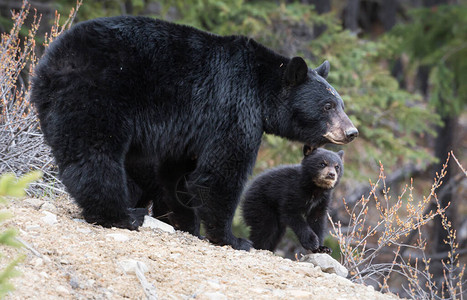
<box><xmin>283</xmin><ymin>213</ymin><xmax>320</xmax><ymax>251</ymax></box>
<box><xmin>306</xmin><ymin>200</ymin><xmax>332</xmax><ymax>254</ymax></box>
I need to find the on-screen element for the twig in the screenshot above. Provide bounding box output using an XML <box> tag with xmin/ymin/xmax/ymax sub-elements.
<box><xmin>15</xmin><ymin>237</ymin><xmax>42</xmax><ymax>258</ymax></box>
<box><xmin>134</xmin><ymin>262</ymin><xmax>158</xmax><ymax>300</ymax></box>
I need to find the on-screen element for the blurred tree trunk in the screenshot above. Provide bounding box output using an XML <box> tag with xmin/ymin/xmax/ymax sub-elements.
<box><xmin>343</xmin><ymin>0</ymin><xmax>360</xmax><ymax>33</ymax></box>
<box><xmin>343</xmin><ymin>0</ymin><xmax>402</xmax><ymax>35</ymax></box>
<box><xmin>296</xmin><ymin>0</ymin><xmax>330</xmax><ymax>37</ymax></box>
<box><xmin>380</xmin><ymin>0</ymin><xmax>397</xmax><ymax>30</ymax></box>
<box><xmin>416</xmin><ymin>0</ymin><xmax>460</xmax><ymax>292</ymax></box>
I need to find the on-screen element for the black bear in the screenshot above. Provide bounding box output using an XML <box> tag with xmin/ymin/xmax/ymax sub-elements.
<box><xmin>242</xmin><ymin>146</ymin><xmax>344</xmax><ymax>253</ymax></box>
<box><xmin>30</xmin><ymin>16</ymin><xmax>357</xmax><ymax>250</ymax></box>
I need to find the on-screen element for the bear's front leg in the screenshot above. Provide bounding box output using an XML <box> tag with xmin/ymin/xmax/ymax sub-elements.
<box><xmin>190</xmin><ymin>151</ymin><xmax>255</xmax><ymax>250</ymax></box>
<box><xmin>195</xmin><ymin>178</ymin><xmax>252</xmax><ymax>250</ymax></box>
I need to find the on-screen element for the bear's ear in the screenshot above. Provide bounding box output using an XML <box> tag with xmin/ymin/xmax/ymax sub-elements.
<box><xmin>303</xmin><ymin>144</ymin><xmax>316</xmax><ymax>157</ymax></box>
<box><xmin>314</xmin><ymin>60</ymin><xmax>330</xmax><ymax>79</ymax></box>
<box><xmin>337</xmin><ymin>150</ymin><xmax>344</xmax><ymax>160</ymax></box>
<box><xmin>285</xmin><ymin>57</ymin><xmax>308</xmax><ymax>86</ymax></box>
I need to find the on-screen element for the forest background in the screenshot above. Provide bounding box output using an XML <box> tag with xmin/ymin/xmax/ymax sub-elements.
<box><xmin>0</xmin><ymin>0</ymin><xmax>466</xmax><ymax>298</ymax></box>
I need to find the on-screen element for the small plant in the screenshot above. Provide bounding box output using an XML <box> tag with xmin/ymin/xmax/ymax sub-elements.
<box><xmin>330</xmin><ymin>153</ymin><xmax>466</xmax><ymax>298</ymax></box>
<box><xmin>0</xmin><ymin>0</ymin><xmax>80</xmax><ymax>198</ymax></box>
<box><xmin>0</xmin><ymin>171</ymin><xmax>42</xmax><ymax>298</ymax></box>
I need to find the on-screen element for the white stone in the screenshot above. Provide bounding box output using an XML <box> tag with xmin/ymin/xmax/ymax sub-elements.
<box><xmin>56</xmin><ymin>285</ymin><xmax>69</xmax><ymax>294</ymax></box>
<box><xmin>41</xmin><ymin>211</ymin><xmax>57</xmax><ymax>225</ymax></box>
<box><xmin>106</xmin><ymin>233</ymin><xmax>130</xmax><ymax>242</ymax></box>
<box><xmin>203</xmin><ymin>292</ymin><xmax>227</xmax><ymax>300</ymax></box>
<box><xmin>26</xmin><ymin>224</ymin><xmax>41</xmax><ymax>231</ymax></box>
<box><xmin>299</xmin><ymin>253</ymin><xmax>348</xmax><ymax>278</ymax></box>
<box><xmin>87</xmin><ymin>279</ymin><xmax>96</xmax><ymax>287</ymax></box>
<box><xmin>76</xmin><ymin>227</ymin><xmax>91</xmax><ymax>234</ymax></box>
<box><xmin>207</xmin><ymin>280</ymin><xmax>222</xmax><ymax>290</ymax></box>
<box><xmin>32</xmin><ymin>258</ymin><xmax>44</xmax><ymax>267</ymax></box>
<box><xmin>119</xmin><ymin>259</ymin><xmax>148</xmax><ymax>274</ymax></box>
<box><xmin>287</xmin><ymin>290</ymin><xmax>314</xmax><ymax>298</ymax></box>
<box><xmin>40</xmin><ymin>202</ymin><xmax>57</xmax><ymax>213</ymax></box>
<box><xmin>23</xmin><ymin>198</ymin><xmax>44</xmax><ymax>210</ymax></box>
<box><xmin>142</xmin><ymin>215</ymin><xmax>175</xmax><ymax>233</ymax></box>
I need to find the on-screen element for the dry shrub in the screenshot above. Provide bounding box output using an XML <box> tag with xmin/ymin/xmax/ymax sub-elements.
<box><xmin>0</xmin><ymin>0</ymin><xmax>81</xmax><ymax>197</ymax></box>
<box><xmin>331</xmin><ymin>152</ymin><xmax>466</xmax><ymax>299</ymax></box>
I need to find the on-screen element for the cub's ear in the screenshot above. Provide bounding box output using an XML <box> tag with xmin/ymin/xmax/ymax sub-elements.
<box><xmin>337</xmin><ymin>150</ymin><xmax>344</xmax><ymax>160</ymax></box>
<box><xmin>285</xmin><ymin>57</ymin><xmax>308</xmax><ymax>86</ymax></box>
<box><xmin>303</xmin><ymin>145</ymin><xmax>316</xmax><ymax>157</ymax></box>
<box><xmin>314</xmin><ymin>60</ymin><xmax>330</xmax><ymax>79</ymax></box>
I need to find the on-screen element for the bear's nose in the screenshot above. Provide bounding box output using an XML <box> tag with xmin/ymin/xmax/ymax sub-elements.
<box><xmin>345</xmin><ymin>128</ymin><xmax>359</xmax><ymax>141</ymax></box>
<box><xmin>326</xmin><ymin>172</ymin><xmax>336</xmax><ymax>180</ymax></box>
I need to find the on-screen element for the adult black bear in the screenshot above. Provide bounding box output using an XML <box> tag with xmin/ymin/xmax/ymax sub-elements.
<box><xmin>242</xmin><ymin>146</ymin><xmax>344</xmax><ymax>253</ymax></box>
<box><xmin>30</xmin><ymin>16</ymin><xmax>357</xmax><ymax>250</ymax></box>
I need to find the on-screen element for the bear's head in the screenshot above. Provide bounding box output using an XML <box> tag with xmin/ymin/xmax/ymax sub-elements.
<box><xmin>274</xmin><ymin>57</ymin><xmax>358</xmax><ymax>148</ymax></box>
<box><xmin>301</xmin><ymin>145</ymin><xmax>344</xmax><ymax>190</ymax></box>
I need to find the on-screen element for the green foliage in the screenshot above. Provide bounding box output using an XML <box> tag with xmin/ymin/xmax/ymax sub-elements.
<box><xmin>391</xmin><ymin>5</ymin><xmax>467</xmax><ymax>117</ymax></box>
<box><xmin>323</xmin><ymin>236</ymin><xmax>341</xmax><ymax>261</ymax></box>
<box><xmin>0</xmin><ymin>172</ymin><xmax>42</xmax><ymax>199</ymax></box>
<box><xmin>308</xmin><ymin>22</ymin><xmax>440</xmax><ymax>178</ymax></box>
<box><xmin>161</xmin><ymin>0</ymin><xmax>318</xmax><ymax>42</ymax></box>
<box><xmin>0</xmin><ymin>171</ymin><xmax>42</xmax><ymax>298</ymax></box>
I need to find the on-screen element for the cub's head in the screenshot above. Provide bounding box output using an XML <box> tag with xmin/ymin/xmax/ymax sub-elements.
<box><xmin>280</xmin><ymin>57</ymin><xmax>358</xmax><ymax>148</ymax></box>
<box><xmin>301</xmin><ymin>145</ymin><xmax>344</xmax><ymax>190</ymax></box>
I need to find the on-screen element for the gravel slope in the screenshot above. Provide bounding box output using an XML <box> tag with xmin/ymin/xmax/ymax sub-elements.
<box><xmin>1</xmin><ymin>197</ymin><xmax>399</xmax><ymax>299</ymax></box>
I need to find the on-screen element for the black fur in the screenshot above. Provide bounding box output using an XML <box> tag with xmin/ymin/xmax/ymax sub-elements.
<box><xmin>242</xmin><ymin>147</ymin><xmax>344</xmax><ymax>253</ymax></box>
<box><xmin>30</xmin><ymin>16</ymin><xmax>356</xmax><ymax>250</ymax></box>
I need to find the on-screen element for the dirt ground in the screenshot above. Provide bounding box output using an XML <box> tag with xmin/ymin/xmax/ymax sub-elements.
<box><xmin>1</xmin><ymin>196</ymin><xmax>399</xmax><ymax>299</ymax></box>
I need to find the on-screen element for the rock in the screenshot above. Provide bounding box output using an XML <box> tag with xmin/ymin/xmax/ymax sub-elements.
<box><xmin>142</xmin><ymin>215</ymin><xmax>175</xmax><ymax>233</ymax></box>
<box><xmin>299</xmin><ymin>253</ymin><xmax>348</xmax><ymax>278</ymax></box>
<box><xmin>207</xmin><ymin>279</ymin><xmax>222</xmax><ymax>290</ymax></box>
<box><xmin>203</xmin><ymin>292</ymin><xmax>227</xmax><ymax>300</ymax></box>
<box><xmin>87</xmin><ymin>279</ymin><xmax>95</xmax><ymax>287</ymax></box>
<box><xmin>26</xmin><ymin>224</ymin><xmax>41</xmax><ymax>231</ymax></box>
<box><xmin>40</xmin><ymin>202</ymin><xmax>57</xmax><ymax>213</ymax></box>
<box><xmin>106</xmin><ymin>233</ymin><xmax>130</xmax><ymax>242</ymax></box>
<box><xmin>287</xmin><ymin>289</ymin><xmax>314</xmax><ymax>298</ymax></box>
<box><xmin>32</xmin><ymin>258</ymin><xmax>44</xmax><ymax>267</ymax></box>
<box><xmin>23</xmin><ymin>198</ymin><xmax>44</xmax><ymax>210</ymax></box>
<box><xmin>56</xmin><ymin>285</ymin><xmax>69</xmax><ymax>294</ymax></box>
<box><xmin>118</xmin><ymin>259</ymin><xmax>148</xmax><ymax>274</ymax></box>
<box><xmin>69</xmin><ymin>277</ymin><xmax>80</xmax><ymax>289</ymax></box>
<box><xmin>76</xmin><ymin>227</ymin><xmax>91</xmax><ymax>234</ymax></box>
<box><xmin>41</xmin><ymin>211</ymin><xmax>58</xmax><ymax>225</ymax></box>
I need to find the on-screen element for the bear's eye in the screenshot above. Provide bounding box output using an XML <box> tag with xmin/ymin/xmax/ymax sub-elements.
<box><xmin>335</xmin><ymin>165</ymin><xmax>340</xmax><ymax>172</ymax></box>
<box><xmin>320</xmin><ymin>162</ymin><xmax>327</xmax><ymax>168</ymax></box>
<box><xmin>324</xmin><ymin>103</ymin><xmax>333</xmax><ymax>111</ymax></box>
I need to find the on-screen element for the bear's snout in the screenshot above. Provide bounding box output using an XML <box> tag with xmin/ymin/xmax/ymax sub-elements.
<box><xmin>326</xmin><ymin>171</ymin><xmax>336</xmax><ymax>180</ymax></box>
<box><xmin>345</xmin><ymin>128</ymin><xmax>359</xmax><ymax>142</ymax></box>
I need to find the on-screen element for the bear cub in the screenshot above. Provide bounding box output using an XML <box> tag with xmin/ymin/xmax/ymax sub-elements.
<box><xmin>242</xmin><ymin>146</ymin><xmax>344</xmax><ymax>253</ymax></box>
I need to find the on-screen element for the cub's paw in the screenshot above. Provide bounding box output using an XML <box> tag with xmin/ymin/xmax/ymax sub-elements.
<box><xmin>312</xmin><ymin>246</ymin><xmax>332</xmax><ymax>254</ymax></box>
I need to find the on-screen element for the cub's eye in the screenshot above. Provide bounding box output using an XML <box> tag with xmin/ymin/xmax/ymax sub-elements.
<box><xmin>324</xmin><ymin>103</ymin><xmax>333</xmax><ymax>111</ymax></box>
<box><xmin>320</xmin><ymin>163</ymin><xmax>327</xmax><ymax>168</ymax></box>
<box><xmin>335</xmin><ymin>165</ymin><xmax>340</xmax><ymax>171</ymax></box>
